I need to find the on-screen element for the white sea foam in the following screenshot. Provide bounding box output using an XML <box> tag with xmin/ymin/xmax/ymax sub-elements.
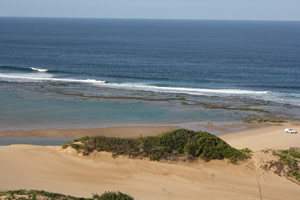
<box><xmin>0</xmin><ymin>73</ymin><xmax>53</xmax><ymax>80</ymax></box>
<box><xmin>0</xmin><ymin>74</ymin><xmax>106</xmax><ymax>84</ymax></box>
<box><xmin>98</xmin><ymin>82</ymin><xmax>269</xmax><ymax>95</ymax></box>
<box><xmin>30</xmin><ymin>67</ymin><xmax>49</xmax><ymax>72</ymax></box>
<box><xmin>3</xmin><ymin>73</ymin><xmax>300</xmax><ymax>105</ymax></box>
<box><xmin>254</xmin><ymin>94</ymin><xmax>300</xmax><ymax>106</ymax></box>
<box><xmin>0</xmin><ymin>73</ymin><xmax>269</xmax><ymax>95</ymax></box>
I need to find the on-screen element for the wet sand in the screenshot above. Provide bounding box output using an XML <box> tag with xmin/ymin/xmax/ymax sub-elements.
<box><xmin>0</xmin><ymin>126</ymin><xmax>179</xmax><ymax>139</ymax></box>
<box><xmin>0</xmin><ymin>121</ymin><xmax>256</xmax><ymax>139</ymax></box>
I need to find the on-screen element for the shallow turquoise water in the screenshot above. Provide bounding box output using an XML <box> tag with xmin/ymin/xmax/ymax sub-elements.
<box><xmin>0</xmin><ymin>91</ymin><xmax>246</xmax><ymax>130</ymax></box>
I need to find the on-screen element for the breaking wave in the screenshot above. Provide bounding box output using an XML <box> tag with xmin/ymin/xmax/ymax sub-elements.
<box><xmin>0</xmin><ymin>65</ymin><xmax>57</xmax><ymax>73</ymax></box>
<box><xmin>30</xmin><ymin>67</ymin><xmax>49</xmax><ymax>72</ymax></box>
<box><xmin>0</xmin><ymin>73</ymin><xmax>269</xmax><ymax>96</ymax></box>
<box><xmin>0</xmin><ymin>74</ymin><xmax>106</xmax><ymax>84</ymax></box>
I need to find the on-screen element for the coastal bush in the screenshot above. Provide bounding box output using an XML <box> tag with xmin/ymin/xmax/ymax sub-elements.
<box><xmin>281</xmin><ymin>150</ymin><xmax>300</xmax><ymax>159</ymax></box>
<box><xmin>63</xmin><ymin>129</ymin><xmax>248</xmax><ymax>163</ymax></box>
<box><xmin>240</xmin><ymin>148</ymin><xmax>253</xmax><ymax>158</ymax></box>
<box><xmin>93</xmin><ymin>191</ymin><xmax>133</xmax><ymax>200</ymax></box>
<box><xmin>266</xmin><ymin>150</ymin><xmax>300</xmax><ymax>183</ymax></box>
<box><xmin>142</xmin><ymin>129</ymin><xmax>247</xmax><ymax>162</ymax></box>
<box><xmin>278</xmin><ymin>150</ymin><xmax>300</xmax><ymax>182</ymax></box>
<box><xmin>62</xmin><ymin>143</ymin><xmax>68</xmax><ymax>149</ymax></box>
<box><xmin>0</xmin><ymin>190</ymin><xmax>133</xmax><ymax>200</ymax></box>
<box><xmin>71</xmin><ymin>143</ymin><xmax>81</xmax><ymax>151</ymax></box>
<box><xmin>74</xmin><ymin>136</ymin><xmax>89</xmax><ymax>142</ymax></box>
<box><xmin>2</xmin><ymin>189</ymin><xmax>80</xmax><ymax>200</ymax></box>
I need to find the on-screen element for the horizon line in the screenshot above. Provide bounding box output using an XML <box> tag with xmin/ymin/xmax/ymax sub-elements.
<box><xmin>1</xmin><ymin>16</ymin><xmax>300</xmax><ymax>22</ymax></box>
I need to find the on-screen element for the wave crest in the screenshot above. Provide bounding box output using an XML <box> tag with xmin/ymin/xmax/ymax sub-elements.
<box><xmin>104</xmin><ymin>83</ymin><xmax>269</xmax><ymax>95</ymax></box>
<box><xmin>0</xmin><ymin>74</ymin><xmax>106</xmax><ymax>84</ymax></box>
<box><xmin>0</xmin><ymin>74</ymin><xmax>269</xmax><ymax>95</ymax></box>
<box><xmin>0</xmin><ymin>65</ymin><xmax>59</xmax><ymax>73</ymax></box>
<box><xmin>30</xmin><ymin>67</ymin><xmax>49</xmax><ymax>72</ymax></box>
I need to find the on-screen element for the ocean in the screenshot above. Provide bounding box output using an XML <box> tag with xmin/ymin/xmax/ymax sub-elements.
<box><xmin>0</xmin><ymin>17</ymin><xmax>300</xmax><ymax>130</ymax></box>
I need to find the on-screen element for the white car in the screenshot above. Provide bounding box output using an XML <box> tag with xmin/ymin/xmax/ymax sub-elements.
<box><xmin>285</xmin><ymin>128</ymin><xmax>297</xmax><ymax>134</ymax></box>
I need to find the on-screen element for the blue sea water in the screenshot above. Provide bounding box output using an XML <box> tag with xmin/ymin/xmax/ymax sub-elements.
<box><xmin>0</xmin><ymin>17</ymin><xmax>300</xmax><ymax>130</ymax></box>
<box><xmin>0</xmin><ymin>90</ymin><xmax>247</xmax><ymax>130</ymax></box>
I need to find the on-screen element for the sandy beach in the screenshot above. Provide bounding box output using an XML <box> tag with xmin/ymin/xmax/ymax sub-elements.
<box><xmin>219</xmin><ymin>122</ymin><xmax>300</xmax><ymax>151</ymax></box>
<box><xmin>0</xmin><ymin>122</ymin><xmax>300</xmax><ymax>199</ymax></box>
<box><xmin>0</xmin><ymin>121</ymin><xmax>255</xmax><ymax>139</ymax></box>
<box><xmin>0</xmin><ymin>126</ymin><xmax>179</xmax><ymax>139</ymax></box>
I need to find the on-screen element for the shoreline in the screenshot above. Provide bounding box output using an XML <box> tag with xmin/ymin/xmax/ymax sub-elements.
<box><xmin>0</xmin><ymin>126</ymin><xmax>179</xmax><ymax>139</ymax></box>
<box><xmin>2</xmin><ymin>85</ymin><xmax>300</xmax><ymax>134</ymax></box>
<box><xmin>0</xmin><ymin>121</ymin><xmax>259</xmax><ymax>140</ymax></box>
<box><xmin>219</xmin><ymin>121</ymin><xmax>300</xmax><ymax>151</ymax></box>
<box><xmin>1</xmin><ymin>121</ymin><xmax>299</xmax><ymax>151</ymax></box>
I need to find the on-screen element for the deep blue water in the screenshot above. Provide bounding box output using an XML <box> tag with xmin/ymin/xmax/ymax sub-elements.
<box><xmin>0</xmin><ymin>17</ymin><xmax>300</xmax><ymax>130</ymax></box>
<box><xmin>1</xmin><ymin>17</ymin><xmax>300</xmax><ymax>104</ymax></box>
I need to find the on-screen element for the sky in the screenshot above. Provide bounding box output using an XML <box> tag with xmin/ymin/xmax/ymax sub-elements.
<box><xmin>0</xmin><ymin>0</ymin><xmax>300</xmax><ymax>21</ymax></box>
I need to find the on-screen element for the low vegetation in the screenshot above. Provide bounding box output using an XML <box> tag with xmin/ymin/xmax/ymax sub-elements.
<box><xmin>240</xmin><ymin>148</ymin><xmax>253</xmax><ymax>158</ymax></box>
<box><xmin>0</xmin><ymin>190</ymin><xmax>133</xmax><ymax>200</ymax></box>
<box><xmin>264</xmin><ymin>150</ymin><xmax>300</xmax><ymax>183</ymax></box>
<box><xmin>93</xmin><ymin>191</ymin><xmax>133</xmax><ymax>200</ymax></box>
<box><xmin>62</xmin><ymin>129</ymin><xmax>248</xmax><ymax>163</ymax></box>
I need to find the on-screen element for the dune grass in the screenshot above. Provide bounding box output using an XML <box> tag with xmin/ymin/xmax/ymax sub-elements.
<box><xmin>274</xmin><ymin>150</ymin><xmax>300</xmax><ymax>182</ymax></box>
<box><xmin>262</xmin><ymin>149</ymin><xmax>300</xmax><ymax>183</ymax></box>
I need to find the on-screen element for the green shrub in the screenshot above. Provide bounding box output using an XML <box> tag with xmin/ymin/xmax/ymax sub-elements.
<box><xmin>93</xmin><ymin>191</ymin><xmax>133</xmax><ymax>200</ymax></box>
<box><xmin>71</xmin><ymin>144</ymin><xmax>81</xmax><ymax>151</ymax></box>
<box><xmin>281</xmin><ymin>150</ymin><xmax>300</xmax><ymax>158</ymax></box>
<box><xmin>240</xmin><ymin>148</ymin><xmax>253</xmax><ymax>158</ymax></box>
<box><xmin>0</xmin><ymin>190</ymin><xmax>133</xmax><ymax>200</ymax></box>
<box><xmin>1</xmin><ymin>189</ymin><xmax>80</xmax><ymax>199</ymax></box>
<box><xmin>63</xmin><ymin>129</ymin><xmax>248</xmax><ymax>163</ymax></box>
<box><xmin>266</xmin><ymin>150</ymin><xmax>300</xmax><ymax>183</ymax></box>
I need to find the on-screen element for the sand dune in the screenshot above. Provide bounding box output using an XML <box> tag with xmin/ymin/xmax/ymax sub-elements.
<box><xmin>0</xmin><ymin>123</ymin><xmax>300</xmax><ymax>199</ymax></box>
